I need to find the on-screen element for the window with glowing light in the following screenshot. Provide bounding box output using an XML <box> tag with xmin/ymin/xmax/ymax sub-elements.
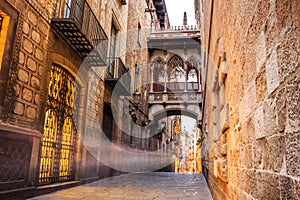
<box><xmin>0</xmin><ymin>11</ymin><xmax>10</xmax><ymax>70</ymax></box>
<box><xmin>0</xmin><ymin>15</ymin><xmax>3</xmax><ymax>32</ymax></box>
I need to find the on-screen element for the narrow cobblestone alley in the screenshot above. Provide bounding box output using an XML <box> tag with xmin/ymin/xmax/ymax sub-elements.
<box><xmin>29</xmin><ymin>173</ymin><xmax>213</xmax><ymax>200</ymax></box>
<box><xmin>1</xmin><ymin>0</ymin><xmax>300</xmax><ymax>199</ymax></box>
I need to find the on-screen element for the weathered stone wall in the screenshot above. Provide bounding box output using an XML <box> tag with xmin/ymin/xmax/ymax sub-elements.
<box><xmin>2</xmin><ymin>0</ymin><xmax>50</xmax><ymax>130</ymax></box>
<box><xmin>0</xmin><ymin>0</ymin><xmax>114</xmax><ymax>195</ymax></box>
<box><xmin>200</xmin><ymin>0</ymin><xmax>300</xmax><ymax>199</ymax></box>
<box><xmin>0</xmin><ymin>0</ymin><xmax>50</xmax><ymax>194</ymax></box>
<box><xmin>122</xmin><ymin>0</ymin><xmax>152</xmax><ymax>148</ymax></box>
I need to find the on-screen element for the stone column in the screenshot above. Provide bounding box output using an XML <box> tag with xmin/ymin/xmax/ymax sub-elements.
<box><xmin>184</xmin><ymin>63</ymin><xmax>187</xmax><ymax>92</ymax></box>
<box><xmin>163</xmin><ymin>64</ymin><xmax>168</xmax><ymax>93</ymax></box>
<box><xmin>150</xmin><ymin>63</ymin><xmax>154</xmax><ymax>92</ymax></box>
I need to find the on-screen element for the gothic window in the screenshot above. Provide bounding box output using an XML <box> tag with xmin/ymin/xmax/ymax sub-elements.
<box><xmin>39</xmin><ymin>64</ymin><xmax>79</xmax><ymax>184</ymax></box>
<box><xmin>186</xmin><ymin>57</ymin><xmax>199</xmax><ymax>91</ymax></box>
<box><xmin>168</xmin><ymin>55</ymin><xmax>185</xmax><ymax>91</ymax></box>
<box><xmin>188</xmin><ymin>69</ymin><xmax>197</xmax><ymax>82</ymax></box>
<box><xmin>170</xmin><ymin>66</ymin><xmax>186</xmax><ymax>82</ymax></box>
<box><xmin>153</xmin><ymin>58</ymin><xmax>164</xmax><ymax>82</ymax></box>
<box><xmin>153</xmin><ymin>58</ymin><xmax>164</xmax><ymax>92</ymax></box>
<box><xmin>158</xmin><ymin>71</ymin><xmax>164</xmax><ymax>82</ymax></box>
<box><xmin>167</xmin><ymin>55</ymin><xmax>184</xmax><ymax>79</ymax></box>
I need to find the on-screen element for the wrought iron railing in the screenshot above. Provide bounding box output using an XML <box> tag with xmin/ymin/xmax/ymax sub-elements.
<box><xmin>105</xmin><ymin>58</ymin><xmax>130</xmax><ymax>96</ymax></box>
<box><xmin>108</xmin><ymin>58</ymin><xmax>128</xmax><ymax>79</ymax></box>
<box><xmin>52</xmin><ymin>0</ymin><xmax>108</xmax><ymax>65</ymax></box>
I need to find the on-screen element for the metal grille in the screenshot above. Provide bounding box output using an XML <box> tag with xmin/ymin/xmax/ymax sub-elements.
<box><xmin>39</xmin><ymin>64</ymin><xmax>79</xmax><ymax>184</ymax></box>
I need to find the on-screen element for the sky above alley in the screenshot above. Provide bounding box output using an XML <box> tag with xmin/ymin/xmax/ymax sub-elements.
<box><xmin>165</xmin><ymin>0</ymin><xmax>197</xmax><ymax>26</ymax></box>
<box><xmin>164</xmin><ymin>0</ymin><xmax>197</xmax><ymax>134</ymax></box>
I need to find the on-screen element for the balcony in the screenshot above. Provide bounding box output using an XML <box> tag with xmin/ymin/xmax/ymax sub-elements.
<box><xmin>149</xmin><ymin>81</ymin><xmax>201</xmax><ymax>104</ymax></box>
<box><xmin>51</xmin><ymin>0</ymin><xmax>108</xmax><ymax>66</ymax></box>
<box><xmin>153</xmin><ymin>82</ymin><xmax>199</xmax><ymax>92</ymax></box>
<box><xmin>105</xmin><ymin>58</ymin><xmax>131</xmax><ymax>96</ymax></box>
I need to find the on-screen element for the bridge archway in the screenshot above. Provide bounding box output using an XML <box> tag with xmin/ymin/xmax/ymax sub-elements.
<box><xmin>149</xmin><ymin>104</ymin><xmax>201</xmax><ymax>122</ymax></box>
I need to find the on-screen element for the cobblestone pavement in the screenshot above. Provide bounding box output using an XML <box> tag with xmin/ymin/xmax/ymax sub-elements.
<box><xmin>29</xmin><ymin>172</ymin><xmax>213</xmax><ymax>200</ymax></box>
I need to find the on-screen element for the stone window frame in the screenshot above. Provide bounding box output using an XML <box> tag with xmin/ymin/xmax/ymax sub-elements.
<box><xmin>167</xmin><ymin>54</ymin><xmax>185</xmax><ymax>81</ymax></box>
<box><xmin>0</xmin><ymin>14</ymin><xmax>3</xmax><ymax>32</ymax></box>
<box><xmin>153</xmin><ymin>57</ymin><xmax>165</xmax><ymax>83</ymax></box>
<box><xmin>0</xmin><ymin>0</ymin><xmax>19</xmax><ymax>118</ymax></box>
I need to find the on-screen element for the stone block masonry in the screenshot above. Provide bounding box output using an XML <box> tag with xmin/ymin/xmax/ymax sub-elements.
<box><xmin>200</xmin><ymin>0</ymin><xmax>300</xmax><ymax>199</ymax></box>
<box><xmin>10</xmin><ymin>2</ymin><xmax>50</xmax><ymax>129</ymax></box>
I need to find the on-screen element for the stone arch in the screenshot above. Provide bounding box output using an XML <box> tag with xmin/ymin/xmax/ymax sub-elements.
<box><xmin>151</xmin><ymin>56</ymin><xmax>166</xmax><ymax>64</ymax></box>
<box><xmin>149</xmin><ymin>104</ymin><xmax>201</xmax><ymax>122</ymax></box>
<box><xmin>48</xmin><ymin>52</ymin><xmax>87</xmax><ymax>138</ymax></box>
<box><xmin>49</xmin><ymin>52</ymin><xmax>86</xmax><ymax>88</ymax></box>
<box><xmin>186</xmin><ymin>56</ymin><xmax>200</xmax><ymax>68</ymax></box>
<box><xmin>40</xmin><ymin>61</ymin><xmax>81</xmax><ymax>184</ymax></box>
<box><xmin>167</xmin><ymin>54</ymin><xmax>185</xmax><ymax>82</ymax></box>
<box><xmin>167</xmin><ymin>54</ymin><xmax>184</xmax><ymax>68</ymax></box>
<box><xmin>152</xmin><ymin>57</ymin><xmax>165</xmax><ymax>83</ymax></box>
<box><xmin>185</xmin><ymin>56</ymin><xmax>200</xmax><ymax>91</ymax></box>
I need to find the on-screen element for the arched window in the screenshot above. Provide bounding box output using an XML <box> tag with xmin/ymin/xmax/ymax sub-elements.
<box><xmin>153</xmin><ymin>58</ymin><xmax>164</xmax><ymax>82</ymax></box>
<box><xmin>188</xmin><ymin>69</ymin><xmax>197</xmax><ymax>82</ymax></box>
<box><xmin>167</xmin><ymin>55</ymin><xmax>184</xmax><ymax>77</ymax></box>
<box><xmin>170</xmin><ymin>66</ymin><xmax>186</xmax><ymax>82</ymax></box>
<box><xmin>153</xmin><ymin>58</ymin><xmax>165</xmax><ymax>92</ymax></box>
<box><xmin>186</xmin><ymin>57</ymin><xmax>200</xmax><ymax>91</ymax></box>
<box><xmin>39</xmin><ymin>64</ymin><xmax>79</xmax><ymax>184</ymax></box>
<box><xmin>167</xmin><ymin>55</ymin><xmax>185</xmax><ymax>91</ymax></box>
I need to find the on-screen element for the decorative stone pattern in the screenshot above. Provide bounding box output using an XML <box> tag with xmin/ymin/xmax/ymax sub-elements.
<box><xmin>4</xmin><ymin>0</ymin><xmax>51</xmax><ymax>129</ymax></box>
<box><xmin>200</xmin><ymin>0</ymin><xmax>300</xmax><ymax>199</ymax></box>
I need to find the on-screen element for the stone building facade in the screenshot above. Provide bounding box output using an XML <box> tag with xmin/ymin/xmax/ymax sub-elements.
<box><xmin>199</xmin><ymin>0</ymin><xmax>300</xmax><ymax>199</ymax></box>
<box><xmin>0</xmin><ymin>0</ymin><xmax>161</xmax><ymax>198</ymax></box>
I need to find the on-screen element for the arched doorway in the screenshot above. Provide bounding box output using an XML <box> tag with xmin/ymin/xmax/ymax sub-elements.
<box><xmin>39</xmin><ymin>63</ymin><xmax>79</xmax><ymax>184</ymax></box>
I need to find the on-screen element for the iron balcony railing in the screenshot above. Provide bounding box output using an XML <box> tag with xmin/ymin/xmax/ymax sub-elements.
<box><xmin>108</xmin><ymin>58</ymin><xmax>128</xmax><ymax>79</ymax></box>
<box><xmin>105</xmin><ymin>58</ymin><xmax>131</xmax><ymax>96</ymax></box>
<box><xmin>52</xmin><ymin>0</ymin><xmax>108</xmax><ymax>66</ymax></box>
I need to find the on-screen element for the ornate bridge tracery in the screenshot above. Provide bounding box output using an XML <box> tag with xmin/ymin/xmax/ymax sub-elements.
<box><xmin>148</xmin><ymin>53</ymin><xmax>202</xmax><ymax>123</ymax></box>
